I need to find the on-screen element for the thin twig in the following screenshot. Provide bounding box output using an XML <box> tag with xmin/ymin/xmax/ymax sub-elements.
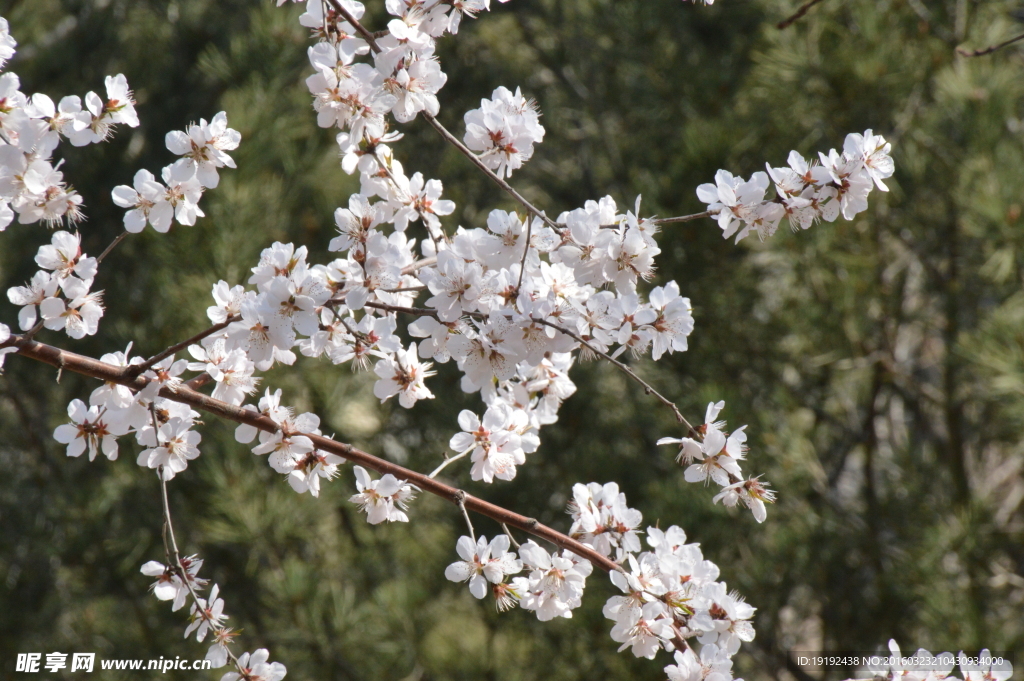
<box><xmin>429</xmin><ymin>449</ymin><xmax>469</xmax><ymax>478</ymax></box>
<box><xmin>957</xmin><ymin>31</ymin><xmax>1024</xmax><ymax>57</ymax></box>
<box><xmin>564</xmin><ymin>210</ymin><xmax>715</xmax><ymax>231</ymax></box>
<box><xmin>97</xmin><ymin>230</ymin><xmax>130</xmax><ymax>264</ymax></box>
<box><xmin>455</xmin><ymin>490</ymin><xmax>476</xmax><ymax>543</ymax></box>
<box><xmin>380</xmin><ymin>285</ymin><xmax>427</xmax><ymax>293</ymax></box>
<box><xmin>515</xmin><ymin>212</ymin><xmax>533</xmax><ymax>295</ymax></box>
<box><xmin>776</xmin><ymin>0</ymin><xmax>826</xmax><ymax>29</ymax></box>
<box><xmin>501</xmin><ymin>523</ymin><xmax>521</xmax><ymax>550</ymax></box>
<box><xmin>531</xmin><ymin>316</ymin><xmax>696</xmax><ymax>433</ymax></box>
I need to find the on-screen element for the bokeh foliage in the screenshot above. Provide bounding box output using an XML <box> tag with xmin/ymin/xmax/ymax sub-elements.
<box><xmin>1</xmin><ymin>0</ymin><xmax>1024</xmax><ymax>679</ymax></box>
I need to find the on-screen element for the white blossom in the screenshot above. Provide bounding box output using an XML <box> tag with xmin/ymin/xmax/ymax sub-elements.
<box><xmin>111</xmin><ymin>169</ymin><xmax>173</xmax><ymax>233</ymax></box>
<box><xmin>0</xmin><ymin>17</ymin><xmax>16</xmax><ymax>68</ymax></box>
<box><xmin>136</xmin><ymin>417</ymin><xmax>202</xmax><ymax>481</ymax></box>
<box><xmin>7</xmin><ymin>270</ymin><xmax>58</xmax><ymax>330</ymax></box>
<box><xmin>514</xmin><ymin>540</ymin><xmax>592</xmax><ymax>621</ymax></box>
<box><xmin>444</xmin><ymin>534</ymin><xmax>522</xmax><ymax>599</ymax></box>
<box><xmin>463</xmin><ymin>86</ymin><xmax>544</xmax><ymax>179</ymax></box>
<box><xmin>449</xmin><ymin>404</ymin><xmax>527</xmax><ymax>483</ymax></box>
<box><xmin>184</xmin><ymin>583</ymin><xmax>227</xmax><ymax>643</ymax></box>
<box><xmin>53</xmin><ymin>398</ymin><xmax>129</xmax><ymax>461</ymax></box>
<box><xmin>349</xmin><ymin>465</ymin><xmax>416</xmax><ymax>524</ymax></box>
<box><xmin>165</xmin><ymin>112</ymin><xmax>240</xmax><ymax>189</ymax></box>
<box><xmin>568</xmin><ymin>481</ymin><xmax>643</xmax><ymax>559</ymax></box>
<box><xmin>207</xmin><ymin>280</ymin><xmax>246</xmax><ymax>324</ymax></box>
<box><xmin>39</xmin><ymin>291</ymin><xmax>104</xmax><ymax>339</ymax></box>
<box><xmin>373</xmin><ymin>342</ymin><xmax>436</xmax><ymax>407</ymax></box>
<box><xmin>140</xmin><ymin>555</ymin><xmax>207</xmax><ymax>612</ymax></box>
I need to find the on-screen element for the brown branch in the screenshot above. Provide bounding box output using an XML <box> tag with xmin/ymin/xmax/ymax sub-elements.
<box><xmin>957</xmin><ymin>31</ymin><xmax>1024</xmax><ymax>57</ymax></box>
<box><xmin>185</xmin><ymin>372</ymin><xmax>213</xmax><ymax>390</ymax></box>
<box><xmin>776</xmin><ymin>0</ymin><xmax>826</xmax><ymax>29</ymax></box>
<box><xmin>5</xmin><ymin>334</ymin><xmax>619</xmax><ymax>574</ymax></box>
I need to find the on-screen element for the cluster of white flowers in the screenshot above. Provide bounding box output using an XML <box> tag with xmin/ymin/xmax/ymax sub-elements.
<box><xmin>697</xmin><ymin>130</ymin><xmax>894</xmax><ymax>242</ymax></box>
<box><xmin>349</xmin><ymin>464</ymin><xmax>417</xmax><ymax>523</ymax></box>
<box><xmin>177</xmin><ymin>190</ymin><xmax>693</xmax><ymax>502</ymax></box>
<box><xmin>603</xmin><ymin>522</ymin><xmax>754</xmax><ymax>671</ymax></box>
<box><xmin>48</xmin><ymin>343</ymin><xmax>205</xmax><ymax>480</ymax></box>
<box><xmin>515</xmin><ymin>540</ymin><xmax>593</xmax><ymax>620</ymax></box>
<box><xmin>440</xmin><ymin>479</ymin><xmax>755</xmax><ymax>676</ymax></box>
<box><xmin>140</xmin><ymin>556</ymin><xmax>287</xmax><ymax>677</ymax></box>
<box><xmin>568</xmin><ymin>482</ymin><xmax>643</xmax><ymax>560</ymax></box>
<box><xmin>486</xmin><ymin>482</ymin><xmax>754</xmax><ymax>675</ymax></box>
<box><xmin>0</xmin><ymin>24</ymin><xmax>236</xmax><ymax>349</ymax></box>
<box><xmin>235</xmin><ymin>389</ymin><xmax>347</xmax><ymax>497</ymax></box>
<box><xmin>301</xmin><ymin>0</ymin><xmax>515</xmax><ymax>137</ymax></box>
<box><xmin>443</xmin><ymin>532</ymin><xmax>593</xmax><ymax>619</ymax></box>
<box><xmin>0</xmin><ymin>4</ymin><xmax>905</xmax><ymax>678</ymax></box>
<box><xmin>658</xmin><ymin>401</ymin><xmax>775</xmax><ymax>522</ymax></box>
<box><xmin>153</xmin><ymin>1</ymin><xmax>762</xmax><ymax>530</ymax></box>
<box><xmin>464</xmin><ymin>86</ymin><xmax>545</xmax><ymax>179</ymax></box>
<box><xmin>111</xmin><ymin>112</ymin><xmax>239</xmax><ymax>233</ymax></box>
<box><xmin>320</xmin><ymin>193</ymin><xmax>693</xmax><ymax>475</ymax></box>
<box><xmin>7</xmin><ymin>231</ymin><xmax>103</xmax><ymax>338</ymax></box>
<box><xmin>0</xmin><ymin>63</ymin><xmax>139</xmax><ymax>230</ymax></box>
<box><xmin>447</xmin><ymin>403</ymin><xmax>535</xmax><ymax>482</ymax></box>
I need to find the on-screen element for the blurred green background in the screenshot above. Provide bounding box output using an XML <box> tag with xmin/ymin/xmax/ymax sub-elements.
<box><xmin>1</xmin><ymin>0</ymin><xmax>1024</xmax><ymax>679</ymax></box>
